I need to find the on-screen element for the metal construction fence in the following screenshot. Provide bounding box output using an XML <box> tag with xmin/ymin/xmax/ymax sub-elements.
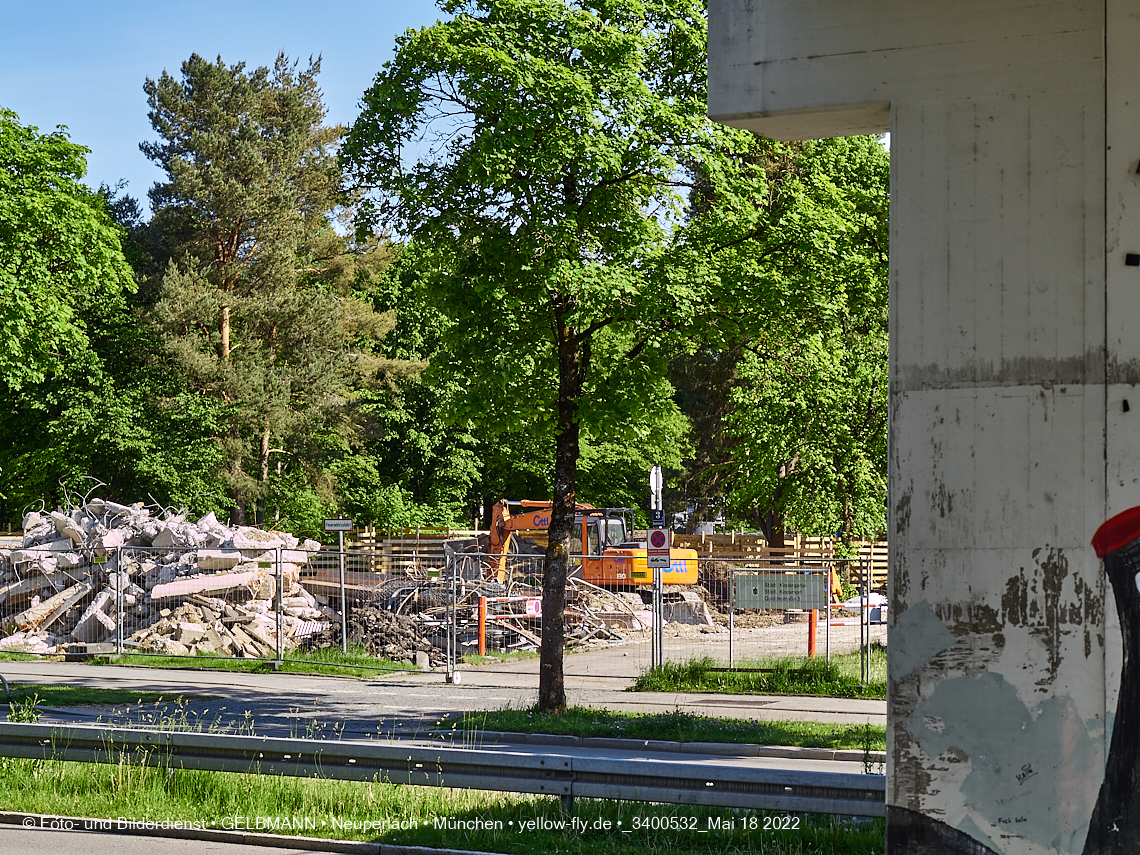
<box><xmin>0</xmin><ymin>546</ymin><xmax>886</xmax><ymax>678</ymax></box>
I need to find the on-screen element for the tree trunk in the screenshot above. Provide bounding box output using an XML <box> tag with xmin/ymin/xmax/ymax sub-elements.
<box><xmin>760</xmin><ymin>508</ymin><xmax>786</xmax><ymax>549</ymax></box>
<box><xmin>222</xmin><ymin>303</ymin><xmax>247</xmax><ymax>525</ymax></box>
<box><xmin>539</xmin><ymin>311</ymin><xmax>588</xmax><ymax>714</ymax></box>
<box><xmin>258</xmin><ymin>420</ymin><xmax>271</xmax><ymax>528</ymax></box>
<box><xmin>229</xmin><ymin>447</ymin><xmax>247</xmax><ymax>527</ymax></box>
<box><xmin>220</xmin><ymin>304</ymin><xmax>230</xmax><ymax>361</ymax></box>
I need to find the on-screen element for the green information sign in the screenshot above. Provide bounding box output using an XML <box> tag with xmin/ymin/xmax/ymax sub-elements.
<box><xmin>733</xmin><ymin>571</ymin><xmax>827</xmax><ymax>610</ymax></box>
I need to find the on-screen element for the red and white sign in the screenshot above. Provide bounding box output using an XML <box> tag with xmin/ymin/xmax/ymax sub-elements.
<box><xmin>648</xmin><ymin>527</ymin><xmax>671</xmax><ymax>569</ymax></box>
<box><xmin>525</xmin><ymin>598</ymin><xmax>542</xmax><ymax>616</ymax></box>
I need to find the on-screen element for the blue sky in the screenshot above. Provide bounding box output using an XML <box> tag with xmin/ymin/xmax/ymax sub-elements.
<box><xmin>2</xmin><ymin>0</ymin><xmax>447</xmax><ymax>211</ymax></box>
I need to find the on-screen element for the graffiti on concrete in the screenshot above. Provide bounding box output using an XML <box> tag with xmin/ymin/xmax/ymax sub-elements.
<box><xmin>1083</xmin><ymin>507</ymin><xmax>1140</xmax><ymax>854</ymax></box>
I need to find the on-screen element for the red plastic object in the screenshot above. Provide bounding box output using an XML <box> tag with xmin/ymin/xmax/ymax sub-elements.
<box><xmin>1092</xmin><ymin>506</ymin><xmax>1140</xmax><ymax>558</ymax></box>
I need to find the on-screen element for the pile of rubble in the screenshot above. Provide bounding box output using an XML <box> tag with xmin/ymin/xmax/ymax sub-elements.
<box><xmin>0</xmin><ymin>500</ymin><xmax>325</xmax><ymax>657</ymax></box>
<box><xmin>302</xmin><ymin>602</ymin><xmax>444</xmax><ymax>667</ymax></box>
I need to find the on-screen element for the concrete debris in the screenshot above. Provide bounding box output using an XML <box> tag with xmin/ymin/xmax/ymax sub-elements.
<box><xmin>0</xmin><ymin>498</ymin><xmax>321</xmax><ymax>657</ymax></box>
<box><xmin>301</xmin><ymin>602</ymin><xmax>444</xmax><ymax>667</ymax></box>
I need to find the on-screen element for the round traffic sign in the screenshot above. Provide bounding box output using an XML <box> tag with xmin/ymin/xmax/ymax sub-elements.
<box><xmin>649</xmin><ymin>529</ymin><xmax>668</xmax><ymax>549</ymax></box>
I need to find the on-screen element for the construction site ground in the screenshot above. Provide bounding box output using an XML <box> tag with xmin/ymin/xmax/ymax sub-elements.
<box><xmin>0</xmin><ymin>622</ymin><xmax>887</xmax><ymax>737</ymax></box>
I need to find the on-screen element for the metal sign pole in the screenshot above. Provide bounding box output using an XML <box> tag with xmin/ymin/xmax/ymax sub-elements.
<box><xmin>728</xmin><ymin>568</ymin><xmax>735</xmax><ymax>669</ymax></box>
<box><xmin>276</xmin><ymin>547</ymin><xmax>284</xmax><ymax>663</ymax></box>
<box><xmin>338</xmin><ymin>530</ymin><xmax>347</xmax><ymax>654</ymax></box>
<box><xmin>115</xmin><ymin>547</ymin><xmax>124</xmax><ymax>656</ymax></box>
<box><xmin>657</xmin><ymin>566</ymin><xmax>664</xmax><ymax>670</ymax></box>
<box><xmin>650</xmin><ymin>566</ymin><xmax>660</xmax><ymax>671</ymax></box>
<box><xmin>825</xmin><ymin>566</ymin><xmax>831</xmax><ymax>664</ymax></box>
<box><xmin>446</xmin><ymin>558</ymin><xmax>461</xmax><ymax>683</ymax></box>
<box><xmin>859</xmin><ymin>557</ymin><xmax>865</xmax><ymax>683</ymax></box>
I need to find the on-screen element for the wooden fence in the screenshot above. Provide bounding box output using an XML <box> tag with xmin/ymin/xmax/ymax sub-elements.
<box><xmin>670</xmin><ymin>532</ymin><xmax>888</xmax><ymax>590</ymax></box>
<box><xmin>347</xmin><ymin>526</ymin><xmax>889</xmax><ymax>591</ymax></box>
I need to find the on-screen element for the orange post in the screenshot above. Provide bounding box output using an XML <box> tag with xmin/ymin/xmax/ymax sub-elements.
<box><xmin>808</xmin><ymin>609</ymin><xmax>818</xmax><ymax>658</ymax></box>
<box><xmin>478</xmin><ymin>596</ymin><xmax>487</xmax><ymax>656</ymax></box>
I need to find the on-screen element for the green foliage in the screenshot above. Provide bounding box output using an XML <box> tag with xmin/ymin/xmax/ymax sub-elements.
<box><xmin>344</xmin><ymin>0</ymin><xmax>720</xmax><ymax>709</ymax></box>
<box><xmin>632</xmin><ymin>645</ymin><xmax>888</xmax><ymax>699</ymax></box>
<box><xmin>7</xmin><ymin>693</ymin><xmax>41</xmax><ymax>723</ymax></box>
<box><xmin>0</xmin><ymin>126</ymin><xmax>223</xmax><ymax>520</ymax></box>
<box><xmin>672</xmin><ymin>135</ymin><xmax>890</xmax><ymax>545</ymax></box>
<box><xmin>456</xmin><ymin>705</ymin><xmax>886</xmax><ymax>751</ymax></box>
<box><xmin>0</xmin><ymin>107</ymin><xmax>134</xmax><ymax>390</ymax></box>
<box><xmin>343</xmin><ymin>0</ymin><xmax>711</xmax><ymax>500</ymax></box>
<box><xmin>139</xmin><ymin>54</ymin><xmax>398</xmax><ymax>525</ymax></box>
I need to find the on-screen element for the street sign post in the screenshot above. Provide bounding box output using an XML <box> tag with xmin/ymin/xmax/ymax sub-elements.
<box><xmin>647</xmin><ymin>526</ymin><xmax>671</xmax><ymax>569</ymax></box>
<box><xmin>322</xmin><ymin>519</ymin><xmax>354</xmax><ymax>653</ymax></box>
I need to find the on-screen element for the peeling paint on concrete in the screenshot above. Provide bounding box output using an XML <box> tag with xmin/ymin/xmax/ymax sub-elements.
<box><xmin>892</xmin><ymin>600</ymin><xmax>957</xmax><ymax>677</ymax></box>
<box><xmin>932</xmin><ymin>601</ymin><xmax>1003</xmax><ymax>637</ymax></box>
<box><xmin>910</xmin><ymin>672</ymin><xmax>1097</xmax><ymax>852</ymax></box>
<box><xmin>958</xmin><ymin>814</ymin><xmax>1005</xmax><ymax>855</ymax></box>
<box><xmin>710</xmin><ymin>0</ymin><xmax>1127</xmax><ymax>851</ymax></box>
<box><xmin>896</xmin><ymin>491</ymin><xmax>912</xmax><ymax>536</ymax></box>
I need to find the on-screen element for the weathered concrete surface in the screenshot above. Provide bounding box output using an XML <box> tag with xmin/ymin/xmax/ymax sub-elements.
<box><xmin>708</xmin><ymin>2</ymin><xmax>1138</xmax><ymax>853</ymax></box>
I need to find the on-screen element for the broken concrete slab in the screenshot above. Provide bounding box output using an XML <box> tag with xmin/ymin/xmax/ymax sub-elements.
<box><xmin>197</xmin><ymin>549</ymin><xmax>242</xmax><ymax>571</ymax></box>
<box><xmin>73</xmin><ymin>590</ymin><xmax>116</xmax><ymax>643</ymax></box>
<box><xmin>11</xmin><ymin>581</ymin><xmax>93</xmax><ymax>631</ymax></box>
<box><xmin>50</xmin><ymin>512</ymin><xmax>85</xmax><ymax>544</ymax></box>
<box><xmin>177</xmin><ymin>622</ymin><xmax>205</xmax><ymax>645</ymax></box>
<box><xmin>231</xmin><ymin>527</ymin><xmax>283</xmax><ymax>554</ymax></box>
<box><xmin>149</xmin><ymin>570</ymin><xmax>258</xmax><ymax>601</ymax></box>
<box><xmin>0</xmin><ymin>631</ymin><xmax>56</xmax><ymax>654</ymax></box>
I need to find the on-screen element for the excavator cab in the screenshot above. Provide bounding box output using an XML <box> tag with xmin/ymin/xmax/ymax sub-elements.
<box><xmin>582</xmin><ymin>510</ymin><xmax>632</xmax><ymax>556</ymax></box>
<box><xmin>487</xmin><ymin>499</ymin><xmax>696</xmax><ymax>586</ymax></box>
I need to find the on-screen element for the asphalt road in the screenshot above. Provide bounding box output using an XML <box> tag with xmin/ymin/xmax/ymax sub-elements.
<box><xmin>0</xmin><ymin>648</ymin><xmax>886</xmax><ymax>855</ymax></box>
<box><xmin>0</xmin><ymin>644</ymin><xmax>886</xmax><ymax>736</ymax></box>
<box><xmin>0</xmin><ymin>826</ymin><xmax>339</xmax><ymax>855</ymax></box>
<box><xmin>0</xmin><ymin>824</ymin><xmax>388</xmax><ymax>855</ymax></box>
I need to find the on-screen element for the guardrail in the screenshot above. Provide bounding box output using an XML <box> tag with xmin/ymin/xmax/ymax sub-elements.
<box><xmin>0</xmin><ymin>722</ymin><xmax>885</xmax><ymax>817</ymax></box>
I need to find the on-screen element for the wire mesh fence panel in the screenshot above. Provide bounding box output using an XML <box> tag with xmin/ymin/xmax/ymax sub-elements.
<box><xmin>0</xmin><ymin>551</ymin><xmax>104</xmax><ymax>655</ymax></box>
<box><xmin>0</xmin><ymin>536</ymin><xmax>886</xmax><ymax>680</ymax></box>
<box><xmin>121</xmin><ymin>545</ymin><xmax>292</xmax><ymax>660</ymax></box>
<box><xmin>641</xmin><ymin>560</ymin><xmax>889</xmax><ymax>671</ymax></box>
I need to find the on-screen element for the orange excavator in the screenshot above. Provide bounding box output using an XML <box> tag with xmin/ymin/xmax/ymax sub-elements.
<box><xmin>487</xmin><ymin>499</ymin><xmax>698</xmax><ymax>586</ymax></box>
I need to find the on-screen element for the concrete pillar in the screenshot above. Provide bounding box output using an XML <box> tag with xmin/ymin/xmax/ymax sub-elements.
<box><xmin>709</xmin><ymin>3</ymin><xmax>1140</xmax><ymax>853</ymax></box>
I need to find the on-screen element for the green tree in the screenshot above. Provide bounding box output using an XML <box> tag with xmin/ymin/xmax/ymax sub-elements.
<box><xmin>343</xmin><ymin>0</ymin><xmax>709</xmax><ymax>711</ymax></box>
<box><xmin>0</xmin><ymin>108</ymin><xmax>134</xmax><ymax>390</ymax></box>
<box><xmin>140</xmin><ymin>53</ymin><xmax>393</xmax><ymax>525</ymax></box>
<box><xmin>0</xmin><ymin>181</ymin><xmax>228</xmax><ymax>522</ymax></box>
<box><xmin>678</xmin><ymin>135</ymin><xmax>890</xmax><ymax>551</ymax></box>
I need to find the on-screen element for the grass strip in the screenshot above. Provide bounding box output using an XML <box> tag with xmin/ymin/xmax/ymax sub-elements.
<box><xmin>449</xmin><ymin>706</ymin><xmax>886</xmax><ymax>752</ymax></box>
<box><xmin>3</xmin><ymin>684</ymin><xmax>216</xmax><ymax>708</ymax></box>
<box><xmin>631</xmin><ymin>645</ymin><xmax>887</xmax><ymax>699</ymax></box>
<box><xmin>90</xmin><ymin>644</ymin><xmax>415</xmax><ymax>679</ymax></box>
<box><xmin>0</xmin><ymin>754</ymin><xmax>884</xmax><ymax>854</ymax></box>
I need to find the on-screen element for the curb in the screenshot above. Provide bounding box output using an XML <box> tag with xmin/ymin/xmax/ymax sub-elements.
<box><xmin>0</xmin><ymin>811</ymin><xmax>502</xmax><ymax>855</ymax></box>
<box><xmin>403</xmin><ymin>729</ymin><xmax>887</xmax><ymax>764</ymax></box>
